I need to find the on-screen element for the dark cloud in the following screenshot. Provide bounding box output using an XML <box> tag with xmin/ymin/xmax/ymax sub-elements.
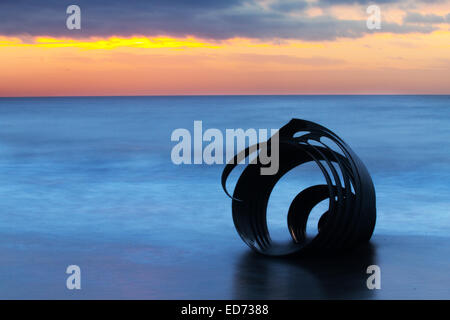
<box><xmin>404</xmin><ymin>12</ymin><xmax>450</xmax><ymax>23</ymax></box>
<box><xmin>319</xmin><ymin>0</ymin><xmax>446</xmax><ymax>3</ymax></box>
<box><xmin>319</xmin><ymin>0</ymin><xmax>398</xmax><ymax>4</ymax></box>
<box><xmin>0</xmin><ymin>0</ymin><xmax>444</xmax><ymax>41</ymax></box>
<box><xmin>269</xmin><ymin>0</ymin><xmax>309</xmax><ymax>12</ymax></box>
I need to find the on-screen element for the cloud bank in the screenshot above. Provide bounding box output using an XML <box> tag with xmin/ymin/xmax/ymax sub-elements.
<box><xmin>0</xmin><ymin>0</ymin><xmax>447</xmax><ymax>41</ymax></box>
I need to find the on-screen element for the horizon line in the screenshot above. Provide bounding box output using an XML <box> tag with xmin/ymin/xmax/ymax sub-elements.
<box><xmin>1</xmin><ymin>93</ymin><xmax>449</xmax><ymax>99</ymax></box>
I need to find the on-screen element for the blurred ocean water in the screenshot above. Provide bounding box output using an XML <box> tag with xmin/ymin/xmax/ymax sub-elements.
<box><xmin>0</xmin><ymin>95</ymin><xmax>448</xmax><ymax>298</ymax></box>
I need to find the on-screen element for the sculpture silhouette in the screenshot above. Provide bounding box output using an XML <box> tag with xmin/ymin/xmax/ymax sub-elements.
<box><xmin>222</xmin><ymin>119</ymin><xmax>376</xmax><ymax>256</ymax></box>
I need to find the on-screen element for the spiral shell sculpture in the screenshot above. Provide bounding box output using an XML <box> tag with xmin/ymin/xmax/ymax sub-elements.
<box><xmin>222</xmin><ymin>119</ymin><xmax>376</xmax><ymax>256</ymax></box>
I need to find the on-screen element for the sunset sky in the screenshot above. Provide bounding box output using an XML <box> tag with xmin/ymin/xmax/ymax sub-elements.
<box><xmin>0</xmin><ymin>0</ymin><xmax>449</xmax><ymax>96</ymax></box>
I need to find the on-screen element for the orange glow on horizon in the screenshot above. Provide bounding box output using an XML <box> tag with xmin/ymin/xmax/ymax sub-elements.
<box><xmin>0</xmin><ymin>36</ymin><xmax>221</xmax><ymax>50</ymax></box>
<box><xmin>0</xmin><ymin>29</ymin><xmax>449</xmax><ymax>96</ymax></box>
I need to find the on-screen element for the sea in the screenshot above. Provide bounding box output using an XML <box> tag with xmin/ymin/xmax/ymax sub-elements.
<box><xmin>0</xmin><ymin>95</ymin><xmax>448</xmax><ymax>299</ymax></box>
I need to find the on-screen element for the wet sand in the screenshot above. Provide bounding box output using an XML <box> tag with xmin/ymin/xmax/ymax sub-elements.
<box><xmin>0</xmin><ymin>233</ymin><xmax>448</xmax><ymax>299</ymax></box>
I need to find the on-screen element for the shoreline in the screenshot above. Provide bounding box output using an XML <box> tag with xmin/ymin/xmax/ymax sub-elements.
<box><xmin>0</xmin><ymin>233</ymin><xmax>448</xmax><ymax>299</ymax></box>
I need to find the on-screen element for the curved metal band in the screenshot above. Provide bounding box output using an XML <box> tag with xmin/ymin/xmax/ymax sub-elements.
<box><xmin>221</xmin><ymin>118</ymin><xmax>376</xmax><ymax>256</ymax></box>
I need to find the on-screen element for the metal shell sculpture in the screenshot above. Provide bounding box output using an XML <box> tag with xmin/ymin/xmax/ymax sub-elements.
<box><xmin>222</xmin><ymin>119</ymin><xmax>376</xmax><ymax>256</ymax></box>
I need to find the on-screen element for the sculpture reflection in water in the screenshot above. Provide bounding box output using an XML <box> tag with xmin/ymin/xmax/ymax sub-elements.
<box><xmin>233</xmin><ymin>242</ymin><xmax>378</xmax><ymax>299</ymax></box>
<box><xmin>222</xmin><ymin>119</ymin><xmax>376</xmax><ymax>256</ymax></box>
